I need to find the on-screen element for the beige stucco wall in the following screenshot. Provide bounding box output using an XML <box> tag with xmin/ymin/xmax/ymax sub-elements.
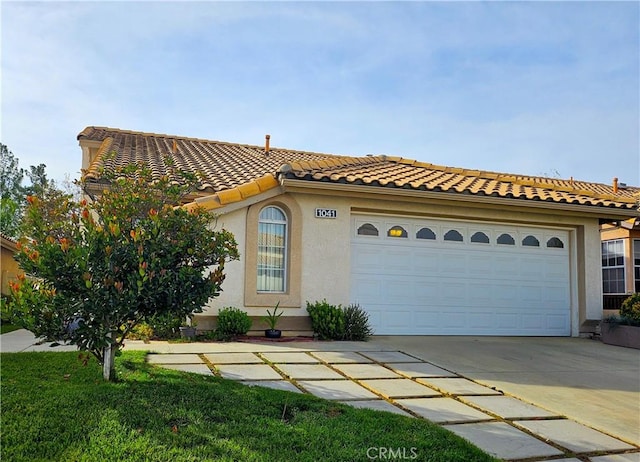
<box><xmin>200</xmin><ymin>187</ymin><xmax>609</xmax><ymax>336</ymax></box>
<box><xmin>1</xmin><ymin>246</ymin><xmax>21</xmax><ymax>295</ymax></box>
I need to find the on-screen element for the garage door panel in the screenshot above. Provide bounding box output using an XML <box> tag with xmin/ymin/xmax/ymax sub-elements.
<box><xmin>351</xmin><ymin>217</ymin><xmax>571</xmax><ymax>336</ymax></box>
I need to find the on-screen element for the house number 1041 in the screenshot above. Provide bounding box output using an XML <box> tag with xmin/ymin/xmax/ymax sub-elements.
<box><xmin>315</xmin><ymin>208</ymin><xmax>337</xmax><ymax>219</ymax></box>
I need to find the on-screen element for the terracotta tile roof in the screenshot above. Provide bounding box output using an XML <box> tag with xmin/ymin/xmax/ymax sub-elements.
<box><xmin>280</xmin><ymin>156</ymin><xmax>639</xmax><ymax>210</ymax></box>
<box><xmin>78</xmin><ymin>126</ymin><xmax>340</xmax><ymax>194</ymax></box>
<box><xmin>78</xmin><ymin>126</ymin><xmax>639</xmax><ymax>212</ymax></box>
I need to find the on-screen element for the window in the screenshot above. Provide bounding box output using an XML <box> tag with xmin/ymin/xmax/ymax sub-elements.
<box><xmin>522</xmin><ymin>235</ymin><xmax>540</xmax><ymax>247</ymax></box>
<box><xmin>602</xmin><ymin>239</ymin><xmax>625</xmax><ymax>294</ymax></box>
<box><xmin>547</xmin><ymin>237</ymin><xmax>564</xmax><ymax>248</ymax></box>
<box><xmin>444</xmin><ymin>229</ymin><xmax>463</xmax><ymax>242</ymax></box>
<box><xmin>634</xmin><ymin>239</ymin><xmax>640</xmax><ymax>292</ymax></box>
<box><xmin>357</xmin><ymin>223</ymin><xmax>379</xmax><ymax>236</ymax></box>
<box><xmin>387</xmin><ymin>225</ymin><xmax>407</xmax><ymax>238</ymax></box>
<box><xmin>470</xmin><ymin>231</ymin><xmax>490</xmax><ymax>244</ymax></box>
<box><xmin>416</xmin><ymin>227</ymin><xmax>436</xmax><ymax>240</ymax></box>
<box><xmin>257</xmin><ymin>206</ymin><xmax>287</xmax><ymax>292</ymax></box>
<box><xmin>497</xmin><ymin>233</ymin><xmax>515</xmax><ymax>245</ymax></box>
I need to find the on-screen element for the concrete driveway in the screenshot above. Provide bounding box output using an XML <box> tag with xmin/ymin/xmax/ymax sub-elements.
<box><xmin>370</xmin><ymin>336</ymin><xmax>640</xmax><ymax>445</ymax></box>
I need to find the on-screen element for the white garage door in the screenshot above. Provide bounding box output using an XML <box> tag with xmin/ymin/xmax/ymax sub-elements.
<box><xmin>350</xmin><ymin>216</ymin><xmax>571</xmax><ymax>336</ymax></box>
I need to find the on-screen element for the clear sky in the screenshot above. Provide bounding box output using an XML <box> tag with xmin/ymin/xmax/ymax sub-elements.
<box><xmin>2</xmin><ymin>1</ymin><xmax>639</xmax><ymax>186</ymax></box>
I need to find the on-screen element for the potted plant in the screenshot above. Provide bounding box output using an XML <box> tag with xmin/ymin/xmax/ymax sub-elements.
<box><xmin>601</xmin><ymin>293</ymin><xmax>640</xmax><ymax>349</ymax></box>
<box><xmin>179</xmin><ymin>315</ymin><xmax>197</xmax><ymax>340</ymax></box>
<box><xmin>262</xmin><ymin>302</ymin><xmax>283</xmax><ymax>339</ymax></box>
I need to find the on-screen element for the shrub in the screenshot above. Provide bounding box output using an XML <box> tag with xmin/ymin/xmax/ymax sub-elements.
<box><xmin>126</xmin><ymin>322</ymin><xmax>154</xmax><ymax>341</ymax></box>
<box><xmin>620</xmin><ymin>293</ymin><xmax>640</xmax><ymax>325</ymax></box>
<box><xmin>147</xmin><ymin>312</ymin><xmax>184</xmax><ymax>339</ymax></box>
<box><xmin>306</xmin><ymin>300</ymin><xmax>345</xmax><ymax>340</ymax></box>
<box><xmin>342</xmin><ymin>304</ymin><xmax>373</xmax><ymax>341</ymax></box>
<box><xmin>216</xmin><ymin>307</ymin><xmax>252</xmax><ymax>340</ymax></box>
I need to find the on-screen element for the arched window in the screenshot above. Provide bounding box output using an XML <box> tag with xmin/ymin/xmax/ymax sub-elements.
<box><xmin>257</xmin><ymin>206</ymin><xmax>287</xmax><ymax>292</ymax></box>
<box><xmin>387</xmin><ymin>225</ymin><xmax>407</xmax><ymax>238</ymax></box>
<box><xmin>522</xmin><ymin>235</ymin><xmax>540</xmax><ymax>247</ymax></box>
<box><xmin>471</xmin><ymin>231</ymin><xmax>490</xmax><ymax>244</ymax></box>
<box><xmin>357</xmin><ymin>223</ymin><xmax>379</xmax><ymax>236</ymax></box>
<box><xmin>547</xmin><ymin>237</ymin><xmax>564</xmax><ymax>249</ymax></box>
<box><xmin>497</xmin><ymin>233</ymin><xmax>515</xmax><ymax>245</ymax></box>
<box><xmin>444</xmin><ymin>229</ymin><xmax>463</xmax><ymax>242</ymax></box>
<box><xmin>416</xmin><ymin>227</ymin><xmax>436</xmax><ymax>240</ymax></box>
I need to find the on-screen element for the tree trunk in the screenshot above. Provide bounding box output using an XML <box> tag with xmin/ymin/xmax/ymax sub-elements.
<box><xmin>102</xmin><ymin>334</ymin><xmax>116</xmax><ymax>381</ymax></box>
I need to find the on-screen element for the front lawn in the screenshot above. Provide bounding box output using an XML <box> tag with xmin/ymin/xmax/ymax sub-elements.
<box><xmin>0</xmin><ymin>322</ymin><xmax>20</xmax><ymax>335</ymax></box>
<box><xmin>1</xmin><ymin>351</ymin><xmax>496</xmax><ymax>462</ymax></box>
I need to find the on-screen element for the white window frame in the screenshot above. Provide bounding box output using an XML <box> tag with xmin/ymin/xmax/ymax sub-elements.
<box><xmin>634</xmin><ymin>239</ymin><xmax>640</xmax><ymax>293</ymax></box>
<box><xmin>602</xmin><ymin>239</ymin><xmax>626</xmax><ymax>294</ymax></box>
<box><xmin>257</xmin><ymin>206</ymin><xmax>288</xmax><ymax>293</ymax></box>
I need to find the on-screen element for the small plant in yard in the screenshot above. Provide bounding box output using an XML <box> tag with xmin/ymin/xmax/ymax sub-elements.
<box><xmin>263</xmin><ymin>302</ymin><xmax>283</xmax><ymax>338</ymax></box>
<box><xmin>619</xmin><ymin>293</ymin><xmax>640</xmax><ymax>325</ymax></box>
<box><xmin>342</xmin><ymin>303</ymin><xmax>374</xmax><ymax>341</ymax></box>
<box><xmin>215</xmin><ymin>307</ymin><xmax>252</xmax><ymax>340</ymax></box>
<box><xmin>125</xmin><ymin>322</ymin><xmax>154</xmax><ymax>341</ymax></box>
<box><xmin>307</xmin><ymin>300</ymin><xmax>345</xmax><ymax>340</ymax></box>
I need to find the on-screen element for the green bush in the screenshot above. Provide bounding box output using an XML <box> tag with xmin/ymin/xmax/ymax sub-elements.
<box><xmin>620</xmin><ymin>293</ymin><xmax>640</xmax><ymax>324</ymax></box>
<box><xmin>342</xmin><ymin>304</ymin><xmax>373</xmax><ymax>341</ymax></box>
<box><xmin>147</xmin><ymin>312</ymin><xmax>184</xmax><ymax>339</ymax></box>
<box><xmin>215</xmin><ymin>307</ymin><xmax>252</xmax><ymax>340</ymax></box>
<box><xmin>306</xmin><ymin>300</ymin><xmax>345</xmax><ymax>340</ymax></box>
<box><xmin>126</xmin><ymin>322</ymin><xmax>154</xmax><ymax>341</ymax></box>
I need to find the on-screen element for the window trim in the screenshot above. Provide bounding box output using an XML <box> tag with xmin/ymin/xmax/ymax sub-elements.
<box><xmin>602</xmin><ymin>238</ymin><xmax>626</xmax><ymax>295</ymax></box>
<box><xmin>257</xmin><ymin>206</ymin><xmax>288</xmax><ymax>293</ymax></box>
<box><xmin>634</xmin><ymin>239</ymin><xmax>640</xmax><ymax>293</ymax></box>
<box><xmin>245</xmin><ymin>196</ymin><xmax>302</xmax><ymax>308</ymax></box>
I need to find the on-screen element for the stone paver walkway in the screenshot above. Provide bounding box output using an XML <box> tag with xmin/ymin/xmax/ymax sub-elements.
<box><xmin>147</xmin><ymin>347</ymin><xmax>640</xmax><ymax>462</ymax></box>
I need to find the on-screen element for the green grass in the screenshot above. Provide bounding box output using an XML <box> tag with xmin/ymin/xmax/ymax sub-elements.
<box><xmin>0</xmin><ymin>322</ymin><xmax>20</xmax><ymax>334</ymax></box>
<box><xmin>1</xmin><ymin>351</ymin><xmax>497</xmax><ymax>462</ymax></box>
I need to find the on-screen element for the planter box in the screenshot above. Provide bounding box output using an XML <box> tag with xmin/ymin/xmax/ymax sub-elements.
<box><xmin>601</xmin><ymin>323</ymin><xmax>640</xmax><ymax>349</ymax></box>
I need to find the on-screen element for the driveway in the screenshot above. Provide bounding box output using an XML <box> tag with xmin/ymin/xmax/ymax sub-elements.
<box><xmin>370</xmin><ymin>336</ymin><xmax>640</xmax><ymax>445</ymax></box>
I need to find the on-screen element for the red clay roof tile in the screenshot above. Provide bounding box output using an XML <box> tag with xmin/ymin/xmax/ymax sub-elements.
<box><xmin>79</xmin><ymin>126</ymin><xmax>639</xmax><ymax>211</ymax></box>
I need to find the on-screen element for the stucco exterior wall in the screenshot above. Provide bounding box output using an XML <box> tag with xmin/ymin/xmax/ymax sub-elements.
<box><xmin>200</xmin><ymin>188</ymin><xmax>606</xmax><ymax>335</ymax></box>
<box><xmin>1</xmin><ymin>246</ymin><xmax>21</xmax><ymax>295</ymax></box>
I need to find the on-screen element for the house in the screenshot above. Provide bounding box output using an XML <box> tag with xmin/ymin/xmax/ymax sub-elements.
<box><xmin>600</xmin><ymin>216</ymin><xmax>640</xmax><ymax>315</ymax></box>
<box><xmin>1</xmin><ymin>233</ymin><xmax>21</xmax><ymax>296</ymax></box>
<box><xmin>78</xmin><ymin>126</ymin><xmax>640</xmax><ymax>337</ymax></box>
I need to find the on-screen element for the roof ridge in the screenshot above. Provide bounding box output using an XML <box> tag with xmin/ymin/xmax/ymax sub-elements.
<box><xmin>78</xmin><ymin>126</ymin><xmax>345</xmax><ymax>159</ymax></box>
<box><xmin>383</xmin><ymin>156</ymin><xmax>637</xmax><ymax>203</ymax></box>
<box><xmin>279</xmin><ymin>155</ymin><xmax>386</xmax><ymax>174</ymax></box>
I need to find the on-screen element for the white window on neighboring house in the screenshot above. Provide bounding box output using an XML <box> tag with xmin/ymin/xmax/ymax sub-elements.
<box><xmin>602</xmin><ymin>239</ymin><xmax>626</xmax><ymax>294</ymax></box>
<box><xmin>634</xmin><ymin>239</ymin><xmax>640</xmax><ymax>293</ymax></box>
<box><xmin>257</xmin><ymin>206</ymin><xmax>287</xmax><ymax>293</ymax></box>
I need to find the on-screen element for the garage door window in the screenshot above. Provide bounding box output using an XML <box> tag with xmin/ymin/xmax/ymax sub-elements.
<box><xmin>547</xmin><ymin>237</ymin><xmax>565</xmax><ymax>248</ymax></box>
<box><xmin>416</xmin><ymin>227</ymin><xmax>436</xmax><ymax>240</ymax></box>
<box><xmin>497</xmin><ymin>233</ymin><xmax>515</xmax><ymax>245</ymax></box>
<box><xmin>444</xmin><ymin>229</ymin><xmax>464</xmax><ymax>242</ymax></box>
<box><xmin>357</xmin><ymin>223</ymin><xmax>379</xmax><ymax>236</ymax></box>
<box><xmin>387</xmin><ymin>225</ymin><xmax>407</xmax><ymax>238</ymax></box>
<box><xmin>602</xmin><ymin>239</ymin><xmax>625</xmax><ymax>294</ymax></box>
<box><xmin>257</xmin><ymin>206</ymin><xmax>287</xmax><ymax>292</ymax></box>
<box><xmin>522</xmin><ymin>235</ymin><xmax>540</xmax><ymax>247</ymax></box>
<box><xmin>471</xmin><ymin>231</ymin><xmax>490</xmax><ymax>244</ymax></box>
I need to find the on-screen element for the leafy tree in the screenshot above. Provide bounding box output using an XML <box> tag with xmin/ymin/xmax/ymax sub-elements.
<box><xmin>0</xmin><ymin>143</ymin><xmax>53</xmax><ymax>238</ymax></box>
<box><xmin>5</xmin><ymin>159</ymin><xmax>239</xmax><ymax>380</ymax></box>
<box><xmin>0</xmin><ymin>144</ymin><xmax>25</xmax><ymax>238</ymax></box>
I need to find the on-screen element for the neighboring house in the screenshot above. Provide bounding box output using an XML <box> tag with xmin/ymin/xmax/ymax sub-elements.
<box><xmin>1</xmin><ymin>233</ymin><xmax>20</xmax><ymax>296</ymax></box>
<box><xmin>600</xmin><ymin>216</ymin><xmax>640</xmax><ymax>314</ymax></box>
<box><xmin>78</xmin><ymin>126</ymin><xmax>640</xmax><ymax>337</ymax></box>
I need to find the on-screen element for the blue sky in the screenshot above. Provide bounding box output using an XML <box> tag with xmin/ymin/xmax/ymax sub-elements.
<box><xmin>1</xmin><ymin>1</ymin><xmax>638</xmax><ymax>186</ymax></box>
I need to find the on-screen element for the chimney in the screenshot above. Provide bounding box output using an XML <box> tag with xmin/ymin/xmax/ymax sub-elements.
<box><xmin>613</xmin><ymin>177</ymin><xmax>619</xmax><ymax>194</ymax></box>
<box><xmin>172</xmin><ymin>139</ymin><xmax>178</xmax><ymax>154</ymax></box>
<box><xmin>265</xmin><ymin>134</ymin><xmax>270</xmax><ymax>155</ymax></box>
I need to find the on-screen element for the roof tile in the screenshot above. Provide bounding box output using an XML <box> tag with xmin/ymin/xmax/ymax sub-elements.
<box><xmin>79</xmin><ymin>126</ymin><xmax>639</xmax><ymax>211</ymax></box>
